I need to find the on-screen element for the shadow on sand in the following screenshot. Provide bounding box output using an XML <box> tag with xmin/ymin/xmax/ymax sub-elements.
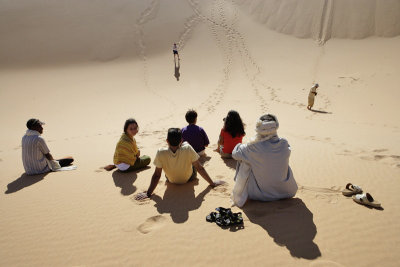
<box><xmin>199</xmin><ymin>155</ymin><xmax>211</xmax><ymax>165</ymax></box>
<box><xmin>222</xmin><ymin>158</ymin><xmax>237</xmax><ymax>170</ymax></box>
<box><xmin>174</xmin><ymin>58</ymin><xmax>180</xmax><ymax>81</ymax></box>
<box><xmin>242</xmin><ymin>198</ymin><xmax>321</xmax><ymax>259</ymax></box>
<box><xmin>5</xmin><ymin>172</ymin><xmax>49</xmax><ymax>194</ymax></box>
<box><xmin>311</xmin><ymin>109</ymin><xmax>332</xmax><ymax>114</ymax></box>
<box><xmin>112</xmin><ymin>167</ymin><xmax>150</xmax><ymax>196</ymax></box>
<box><xmin>152</xmin><ymin>178</ymin><xmax>211</xmax><ymax>223</ymax></box>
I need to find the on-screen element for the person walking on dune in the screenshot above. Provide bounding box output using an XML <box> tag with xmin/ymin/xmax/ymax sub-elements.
<box><xmin>307</xmin><ymin>83</ymin><xmax>319</xmax><ymax>110</ymax></box>
<box><xmin>173</xmin><ymin>43</ymin><xmax>180</xmax><ymax>60</ymax></box>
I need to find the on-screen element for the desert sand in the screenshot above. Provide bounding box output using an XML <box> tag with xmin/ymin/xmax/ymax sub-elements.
<box><xmin>1</xmin><ymin>0</ymin><xmax>400</xmax><ymax>266</ymax></box>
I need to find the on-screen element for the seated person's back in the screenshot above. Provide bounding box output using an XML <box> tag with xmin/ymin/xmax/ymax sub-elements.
<box><xmin>235</xmin><ymin>137</ymin><xmax>296</xmax><ymax>200</ymax></box>
<box><xmin>154</xmin><ymin>142</ymin><xmax>199</xmax><ymax>184</ymax></box>
<box><xmin>181</xmin><ymin>110</ymin><xmax>209</xmax><ymax>154</ymax></box>
<box><xmin>232</xmin><ymin>114</ymin><xmax>297</xmax><ymax>202</ymax></box>
<box><xmin>22</xmin><ymin>128</ymin><xmax>50</xmax><ymax>175</ymax></box>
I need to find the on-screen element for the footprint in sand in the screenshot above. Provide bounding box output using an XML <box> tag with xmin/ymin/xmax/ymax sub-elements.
<box><xmin>137</xmin><ymin>215</ymin><xmax>166</xmax><ymax>234</ymax></box>
<box><xmin>373</xmin><ymin>149</ymin><xmax>388</xmax><ymax>153</ymax></box>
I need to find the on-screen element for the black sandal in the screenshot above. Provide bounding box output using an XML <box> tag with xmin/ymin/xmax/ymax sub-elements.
<box><xmin>206</xmin><ymin>212</ymin><xmax>217</xmax><ymax>222</ymax></box>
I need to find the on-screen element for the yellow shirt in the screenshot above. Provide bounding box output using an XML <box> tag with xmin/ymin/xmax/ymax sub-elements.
<box><xmin>153</xmin><ymin>142</ymin><xmax>200</xmax><ymax>184</ymax></box>
<box><xmin>113</xmin><ymin>133</ymin><xmax>139</xmax><ymax>166</ymax></box>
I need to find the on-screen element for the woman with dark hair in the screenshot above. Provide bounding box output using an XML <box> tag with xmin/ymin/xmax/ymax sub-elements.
<box><xmin>217</xmin><ymin>110</ymin><xmax>246</xmax><ymax>158</ymax></box>
<box><xmin>104</xmin><ymin>118</ymin><xmax>150</xmax><ymax>172</ymax></box>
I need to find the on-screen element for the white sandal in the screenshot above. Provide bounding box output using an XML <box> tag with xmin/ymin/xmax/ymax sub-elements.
<box><xmin>342</xmin><ymin>183</ymin><xmax>363</xmax><ymax>196</ymax></box>
<box><xmin>353</xmin><ymin>193</ymin><xmax>381</xmax><ymax>208</ymax></box>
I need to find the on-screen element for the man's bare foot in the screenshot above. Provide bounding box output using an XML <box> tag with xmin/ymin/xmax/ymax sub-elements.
<box><xmin>104</xmin><ymin>164</ymin><xmax>116</xmax><ymax>171</ymax></box>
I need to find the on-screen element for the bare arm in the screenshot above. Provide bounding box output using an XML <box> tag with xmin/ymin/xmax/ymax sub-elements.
<box><xmin>193</xmin><ymin>160</ymin><xmax>216</xmax><ymax>187</ymax></box>
<box><xmin>146</xmin><ymin>167</ymin><xmax>162</xmax><ymax>197</ymax></box>
<box><xmin>134</xmin><ymin>168</ymin><xmax>162</xmax><ymax>200</ymax></box>
<box><xmin>216</xmin><ymin>134</ymin><xmax>224</xmax><ymax>151</ymax></box>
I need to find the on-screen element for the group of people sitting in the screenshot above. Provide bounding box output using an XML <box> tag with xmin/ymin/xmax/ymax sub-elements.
<box><xmin>21</xmin><ymin>110</ymin><xmax>297</xmax><ymax>207</ymax></box>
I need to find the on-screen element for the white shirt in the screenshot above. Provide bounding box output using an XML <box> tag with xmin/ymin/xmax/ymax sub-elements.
<box><xmin>22</xmin><ymin>130</ymin><xmax>51</xmax><ymax>175</ymax></box>
<box><xmin>232</xmin><ymin>137</ymin><xmax>298</xmax><ymax>201</ymax></box>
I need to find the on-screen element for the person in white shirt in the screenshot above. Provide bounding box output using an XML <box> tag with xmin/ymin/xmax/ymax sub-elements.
<box><xmin>22</xmin><ymin>118</ymin><xmax>74</xmax><ymax>175</ymax></box>
<box><xmin>231</xmin><ymin>114</ymin><xmax>298</xmax><ymax>207</ymax></box>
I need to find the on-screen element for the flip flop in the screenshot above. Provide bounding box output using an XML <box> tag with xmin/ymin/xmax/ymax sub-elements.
<box><xmin>353</xmin><ymin>193</ymin><xmax>381</xmax><ymax>208</ymax></box>
<box><xmin>231</xmin><ymin>212</ymin><xmax>243</xmax><ymax>225</ymax></box>
<box><xmin>215</xmin><ymin>216</ymin><xmax>231</xmax><ymax>227</ymax></box>
<box><xmin>342</xmin><ymin>183</ymin><xmax>363</xmax><ymax>196</ymax></box>
<box><xmin>206</xmin><ymin>212</ymin><xmax>217</xmax><ymax>222</ymax></box>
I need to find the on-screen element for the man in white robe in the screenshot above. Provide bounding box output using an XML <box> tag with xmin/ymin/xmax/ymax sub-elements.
<box><xmin>231</xmin><ymin>114</ymin><xmax>298</xmax><ymax>207</ymax></box>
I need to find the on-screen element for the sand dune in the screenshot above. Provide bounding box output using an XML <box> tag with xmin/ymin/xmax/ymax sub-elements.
<box><xmin>1</xmin><ymin>0</ymin><xmax>400</xmax><ymax>266</ymax></box>
<box><xmin>237</xmin><ymin>0</ymin><xmax>400</xmax><ymax>43</ymax></box>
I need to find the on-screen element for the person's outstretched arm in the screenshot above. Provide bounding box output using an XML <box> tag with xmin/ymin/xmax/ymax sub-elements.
<box><xmin>193</xmin><ymin>160</ymin><xmax>224</xmax><ymax>187</ymax></box>
<box><xmin>135</xmin><ymin>167</ymin><xmax>162</xmax><ymax>200</ymax></box>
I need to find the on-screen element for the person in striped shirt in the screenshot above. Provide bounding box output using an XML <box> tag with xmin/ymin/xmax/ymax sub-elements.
<box><xmin>22</xmin><ymin>118</ymin><xmax>74</xmax><ymax>175</ymax></box>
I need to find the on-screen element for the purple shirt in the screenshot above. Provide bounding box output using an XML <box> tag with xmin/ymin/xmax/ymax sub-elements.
<box><xmin>181</xmin><ymin>124</ymin><xmax>210</xmax><ymax>153</ymax></box>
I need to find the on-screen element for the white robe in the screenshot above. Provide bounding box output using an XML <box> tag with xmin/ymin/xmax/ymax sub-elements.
<box><xmin>231</xmin><ymin>137</ymin><xmax>298</xmax><ymax>207</ymax></box>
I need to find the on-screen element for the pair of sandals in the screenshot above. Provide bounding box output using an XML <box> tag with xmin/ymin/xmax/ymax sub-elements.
<box><xmin>342</xmin><ymin>183</ymin><xmax>381</xmax><ymax>208</ymax></box>
<box><xmin>206</xmin><ymin>207</ymin><xmax>243</xmax><ymax>227</ymax></box>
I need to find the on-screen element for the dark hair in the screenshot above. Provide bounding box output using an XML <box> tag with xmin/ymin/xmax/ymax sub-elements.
<box><xmin>185</xmin><ymin>109</ymin><xmax>197</xmax><ymax>124</ymax></box>
<box><xmin>124</xmin><ymin>118</ymin><xmax>138</xmax><ymax>134</ymax></box>
<box><xmin>224</xmin><ymin>110</ymin><xmax>245</xmax><ymax>138</ymax></box>
<box><xmin>167</xmin><ymin>128</ymin><xmax>182</xmax><ymax>146</ymax></box>
<box><xmin>259</xmin><ymin>114</ymin><xmax>275</xmax><ymax>122</ymax></box>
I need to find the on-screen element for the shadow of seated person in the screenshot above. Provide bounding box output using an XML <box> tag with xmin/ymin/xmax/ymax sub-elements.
<box><xmin>112</xmin><ymin>166</ymin><xmax>150</xmax><ymax>196</ymax></box>
<box><xmin>242</xmin><ymin>198</ymin><xmax>321</xmax><ymax>260</ymax></box>
<box><xmin>151</xmin><ymin>178</ymin><xmax>211</xmax><ymax>224</ymax></box>
<box><xmin>222</xmin><ymin>157</ymin><xmax>237</xmax><ymax>170</ymax></box>
<box><xmin>5</xmin><ymin>172</ymin><xmax>49</xmax><ymax>194</ymax></box>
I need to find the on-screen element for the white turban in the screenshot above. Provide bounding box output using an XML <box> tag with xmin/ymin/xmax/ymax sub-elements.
<box><xmin>249</xmin><ymin>114</ymin><xmax>279</xmax><ymax>144</ymax></box>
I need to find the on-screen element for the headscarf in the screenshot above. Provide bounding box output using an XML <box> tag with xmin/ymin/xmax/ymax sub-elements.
<box><xmin>248</xmin><ymin>114</ymin><xmax>279</xmax><ymax>145</ymax></box>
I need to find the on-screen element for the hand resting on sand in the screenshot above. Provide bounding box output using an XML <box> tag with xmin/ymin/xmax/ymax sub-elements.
<box><xmin>135</xmin><ymin>192</ymin><xmax>150</xmax><ymax>200</ymax></box>
<box><xmin>212</xmin><ymin>180</ymin><xmax>226</xmax><ymax>187</ymax></box>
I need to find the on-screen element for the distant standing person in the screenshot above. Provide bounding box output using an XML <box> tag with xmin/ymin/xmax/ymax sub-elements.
<box><xmin>173</xmin><ymin>43</ymin><xmax>180</xmax><ymax>60</ymax></box>
<box><xmin>22</xmin><ymin>119</ymin><xmax>74</xmax><ymax>175</ymax></box>
<box><xmin>217</xmin><ymin>110</ymin><xmax>246</xmax><ymax>158</ymax></box>
<box><xmin>181</xmin><ymin>109</ymin><xmax>210</xmax><ymax>157</ymax></box>
<box><xmin>104</xmin><ymin>118</ymin><xmax>151</xmax><ymax>172</ymax></box>
<box><xmin>307</xmin><ymin>83</ymin><xmax>319</xmax><ymax>110</ymax></box>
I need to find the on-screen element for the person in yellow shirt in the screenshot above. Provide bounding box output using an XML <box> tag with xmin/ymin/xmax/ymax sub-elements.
<box><xmin>135</xmin><ymin>128</ymin><xmax>223</xmax><ymax>200</ymax></box>
<box><xmin>104</xmin><ymin>118</ymin><xmax>150</xmax><ymax>172</ymax></box>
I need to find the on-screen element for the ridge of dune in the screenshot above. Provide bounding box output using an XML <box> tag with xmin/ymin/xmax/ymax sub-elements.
<box><xmin>236</xmin><ymin>0</ymin><xmax>400</xmax><ymax>43</ymax></box>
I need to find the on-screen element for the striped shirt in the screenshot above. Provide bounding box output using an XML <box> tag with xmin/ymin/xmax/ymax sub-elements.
<box><xmin>22</xmin><ymin>130</ymin><xmax>51</xmax><ymax>175</ymax></box>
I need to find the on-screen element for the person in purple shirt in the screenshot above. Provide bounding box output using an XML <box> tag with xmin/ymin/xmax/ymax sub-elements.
<box><xmin>181</xmin><ymin>109</ymin><xmax>210</xmax><ymax>156</ymax></box>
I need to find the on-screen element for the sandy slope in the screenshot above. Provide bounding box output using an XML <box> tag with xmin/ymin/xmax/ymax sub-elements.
<box><xmin>1</xmin><ymin>0</ymin><xmax>400</xmax><ymax>266</ymax></box>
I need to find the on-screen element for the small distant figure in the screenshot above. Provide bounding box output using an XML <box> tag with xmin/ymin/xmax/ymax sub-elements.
<box><xmin>217</xmin><ymin>110</ymin><xmax>246</xmax><ymax>158</ymax></box>
<box><xmin>134</xmin><ymin>128</ymin><xmax>222</xmax><ymax>200</ymax></box>
<box><xmin>181</xmin><ymin>109</ymin><xmax>210</xmax><ymax>157</ymax></box>
<box><xmin>173</xmin><ymin>43</ymin><xmax>180</xmax><ymax>60</ymax></box>
<box><xmin>104</xmin><ymin>118</ymin><xmax>151</xmax><ymax>172</ymax></box>
<box><xmin>22</xmin><ymin>118</ymin><xmax>74</xmax><ymax>175</ymax></box>
<box><xmin>307</xmin><ymin>83</ymin><xmax>319</xmax><ymax>110</ymax></box>
<box><xmin>174</xmin><ymin>58</ymin><xmax>180</xmax><ymax>81</ymax></box>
